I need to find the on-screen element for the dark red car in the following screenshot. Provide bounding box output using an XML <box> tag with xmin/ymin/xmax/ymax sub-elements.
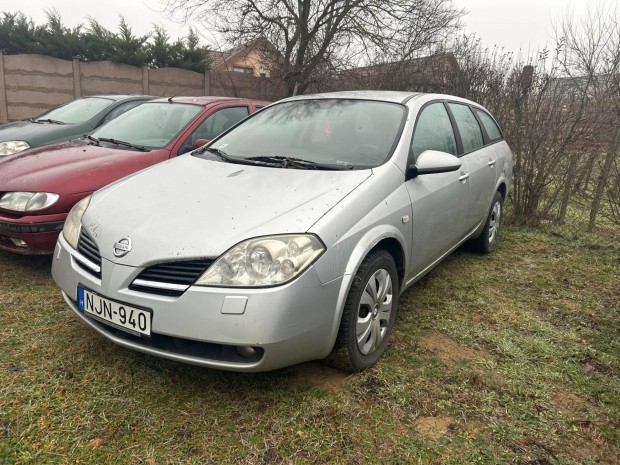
<box><xmin>0</xmin><ymin>96</ymin><xmax>268</xmax><ymax>254</ymax></box>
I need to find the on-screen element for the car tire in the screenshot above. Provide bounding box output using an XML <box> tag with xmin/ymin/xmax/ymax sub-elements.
<box><xmin>326</xmin><ymin>249</ymin><xmax>399</xmax><ymax>372</ymax></box>
<box><xmin>470</xmin><ymin>191</ymin><xmax>504</xmax><ymax>254</ymax></box>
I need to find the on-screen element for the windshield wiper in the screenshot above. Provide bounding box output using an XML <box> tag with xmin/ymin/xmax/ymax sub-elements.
<box><xmin>200</xmin><ymin>149</ymin><xmax>351</xmax><ymax>170</ymax></box>
<box><xmin>33</xmin><ymin>118</ymin><xmax>65</xmax><ymax>125</ymax></box>
<box><xmin>201</xmin><ymin>147</ymin><xmax>273</xmax><ymax>167</ymax></box>
<box><xmin>246</xmin><ymin>155</ymin><xmax>352</xmax><ymax>170</ymax></box>
<box><xmin>98</xmin><ymin>137</ymin><xmax>149</xmax><ymax>152</ymax></box>
<box><xmin>85</xmin><ymin>134</ymin><xmax>100</xmax><ymax>146</ymax></box>
<box><xmin>202</xmin><ymin>146</ymin><xmax>233</xmax><ymax>161</ymax></box>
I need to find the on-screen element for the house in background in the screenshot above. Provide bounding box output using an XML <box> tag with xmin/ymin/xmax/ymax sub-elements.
<box><xmin>210</xmin><ymin>38</ymin><xmax>280</xmax><ymax>78</ymax></box>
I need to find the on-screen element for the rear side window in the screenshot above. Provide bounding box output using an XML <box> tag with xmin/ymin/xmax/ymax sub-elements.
<box><xmin>475</xmin><ymin>109</ymin><xmax>503</xmax><ymax>141</ymax></box>
<box><xmin>195</xmin><ymin>106</ymin><xmax>249</xmax><ymax>141</ymax></box>
<box><xmin>181</xmin><ymin>106</ymin><xmax>250</xmax><ymax>153</ymax></box>
<box><xmin>411</xmin><ymin>102</ymin><xmax>457</xmax><ymax>161</ymax></box>
<box><xmin>448</xmin><ymin>103</ymin><xmax>484</xmax><ymax>154</ymax></box>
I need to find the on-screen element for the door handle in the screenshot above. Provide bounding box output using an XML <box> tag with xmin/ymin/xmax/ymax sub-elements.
<box><xmin>459</xmin><ymin>172</ymin><xmax>470</xmax><ymax>182</ymax></box>
<box><xmin>488</xmin><ymin>159</ymin><xmax>496</xmax><ymax>167</ymax></box>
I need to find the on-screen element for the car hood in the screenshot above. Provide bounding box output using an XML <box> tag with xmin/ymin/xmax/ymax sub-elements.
<box><xmin>0</xmin><ymin>119</ymin><xmax>88</xmax><ymax>146</ymax></box>
<box><xmin>84</xmin><ymin>156</ymin><xmax>372</xmax><ymax>266</ymax></box>
<box><xmin>0</xmin><ymin>140</ymin><xmax>168</xmax><ymax>196</ymax></box>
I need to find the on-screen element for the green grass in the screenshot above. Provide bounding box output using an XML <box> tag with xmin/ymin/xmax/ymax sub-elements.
<box><xmin>1</xmin><ymin>224</ymin><xmax>619</xmax><ymax>464</ymax></box>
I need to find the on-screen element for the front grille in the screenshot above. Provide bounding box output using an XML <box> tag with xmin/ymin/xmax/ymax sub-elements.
<box><xmin>76</xmin><ymin>230</ymin><xmax>102</xmax><ymax>278</ymax></box>
<box><xmin>0</xmin><ymin>220</ymin><xmax>64</xmax><ymax>234</ymax></box>
<box><xmin>130</xmin><ymin>259</ymin><xmax>213</xmax><ymax>296</ymax></box>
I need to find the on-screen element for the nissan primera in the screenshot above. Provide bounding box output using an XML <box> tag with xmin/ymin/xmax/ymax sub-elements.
<box><xmin>52</xmin><ymin>91</ymin><xmax>512</xmax><ymax>372</ymax></box>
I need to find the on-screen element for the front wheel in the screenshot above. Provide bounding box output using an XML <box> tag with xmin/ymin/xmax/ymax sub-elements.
<box><xmin>470</xmin><ymin>191</ymin><xmax>503</xmax><ymax>254</ymax></box>
<box><xmin>326</xmin><ymin>249</ymin><xmax>399</xmax><ymax>372</ymax></box>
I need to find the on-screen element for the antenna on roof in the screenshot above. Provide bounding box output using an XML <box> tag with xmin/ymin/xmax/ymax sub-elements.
<box><xmin>166</xmin><ymin>85</ymin><xmax>191</xmax><ymax>103</ymax></box>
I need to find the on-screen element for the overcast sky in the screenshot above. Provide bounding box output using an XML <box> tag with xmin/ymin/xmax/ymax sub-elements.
<box><xmin>8</xmin><ymin>0</ymin><xmax>597</xmax><ymax>54</ymax></box>
<box><xmin>456</xmin><ymin>0</ymin><xmax>593</xmax><ymax>53</ymax></box>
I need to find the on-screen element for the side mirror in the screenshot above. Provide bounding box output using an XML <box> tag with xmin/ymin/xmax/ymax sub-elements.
<box><xmin>406</xmin><ymin>150</ymin><xmax>461</xmax><ymax>180</ymax></box>
<box><xmin>192</xmin><ymin>138</ymin><xmax>209</xmax><ymax>150</ymax></box>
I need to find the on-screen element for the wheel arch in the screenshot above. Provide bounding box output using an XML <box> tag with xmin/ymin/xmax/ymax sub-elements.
<box><xmin>373</xmin><ymin>237</ymin><xmax>405</xmax><ymax>286</ymax></box>
<box><xmin>324</xmin><ymin>226</ymin><xmax>408</xmax><ymax>356</ymax></box>
<box><xmin>471</xmin><ymin>181</ymin><xmax>507</xmax><ymax>239</ymax></box>
<box><xmin>497</xmin><ymin>181</ymin><xmax>507</xmax><ymax>201</ymax></box>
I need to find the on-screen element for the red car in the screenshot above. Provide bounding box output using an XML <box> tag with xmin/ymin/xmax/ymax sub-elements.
<box><xmin>0</xmin><ymin>96</ymin><xmax>268</xmax><ymax>254</ymax></box>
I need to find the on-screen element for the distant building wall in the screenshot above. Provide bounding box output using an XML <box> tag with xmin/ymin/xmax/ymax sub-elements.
<box><xmin>0</xmin><ymin>53</ymin><xmax>286</xmax><ymax>122</ymax></box>
<box><xmin>215</xmin><ymin>49</ymin><xmax>272</xmax><ymax>77</ymax></box>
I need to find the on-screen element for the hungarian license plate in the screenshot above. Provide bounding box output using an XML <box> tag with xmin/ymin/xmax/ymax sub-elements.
<box><xmin>78</xmin><ymin>286</ymin><xmax>152</xmax><ymax>336</ymax></box>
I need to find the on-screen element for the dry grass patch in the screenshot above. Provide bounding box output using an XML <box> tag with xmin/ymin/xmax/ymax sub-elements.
<box><xmin>413</xmin><ymin>415</ymin><xmax>454</xmax><ymax>440</ymax></box>
<box><xmin>417</xmin><ymin>331</ymin><xmax>494</xmax><ymax>367</ymax></box>
<box><xmin>282</xmin><ymin>362</ymin><xmax>353</xmax><ymax>393</ymax></box>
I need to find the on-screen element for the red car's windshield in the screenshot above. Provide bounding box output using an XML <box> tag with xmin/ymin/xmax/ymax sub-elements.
<box><xmin>92</xmin><ymin>102</ymin><xmax>203</xmax><ymax>149</ymax></box>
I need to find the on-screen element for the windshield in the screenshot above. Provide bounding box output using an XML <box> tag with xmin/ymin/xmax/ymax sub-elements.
<box><xmin>209</xmin><ymin>99</ymin><xmax>406</xmax><ymax>168</ymax></box>
<box><xmin>92</xmin><ymin>102</ymin><xmax>203</xmax><ymax>149</ymax></box>
<box><xmin>39</xmin><ymin>97</ymin><xmax>113</xmax><ymax>124</ymax></box>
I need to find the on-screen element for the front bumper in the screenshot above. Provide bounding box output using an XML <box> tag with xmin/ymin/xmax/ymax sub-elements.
<box><xmin>52</xmin><ymin>235</ymin><xmax>344</xmax><ymax>372</ymax></box>
<box><xmin>0</xmin><ymin>214</ymin><xmax>65</xmax><ymax>254</ymax></box>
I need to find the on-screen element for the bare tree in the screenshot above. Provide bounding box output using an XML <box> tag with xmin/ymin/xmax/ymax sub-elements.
<box><xmin>558</xmin><ymin>2</ymin><xmax>620</xmax><ymax>231</ymax></box>
<box><xmin>428</xmin><ymin>16</ymin><xmax>619</xmax><ymax>229</ymax></box>
<box><xmin>425</xmin><ymin>36</ymin><xmax>593</xmax><ymax>224</ymax></box>
<box><xmin>163</xmin><ymin>0</ymin><xmax>464</xmax><ymax>96</ymax></box>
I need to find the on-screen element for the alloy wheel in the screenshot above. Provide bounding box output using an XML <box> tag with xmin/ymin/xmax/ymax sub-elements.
<box><xmin>356</xmin><ymin>269</ymin><xmax>393</xmax><ymax>355</ymax></box>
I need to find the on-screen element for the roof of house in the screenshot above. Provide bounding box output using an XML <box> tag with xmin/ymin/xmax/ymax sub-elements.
<box><xmin>209</xmin><ymin>38</ymin><xmax>280</xmax><ymax>72</ymax></box>
<box><xmin>210</xmin><ymin>45</ymin><xmax>248</xmax><ymax>70</ymax></box>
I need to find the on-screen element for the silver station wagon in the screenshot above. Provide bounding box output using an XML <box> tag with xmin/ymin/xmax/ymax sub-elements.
<box><xmin>52</xmin><ymin>91</ymin><xmax>512</xmax><ymax>372</ymax></box>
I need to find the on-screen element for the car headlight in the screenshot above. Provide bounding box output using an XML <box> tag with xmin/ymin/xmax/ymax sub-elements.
<box><xmin>0</xmin><ymin>141</ymin><xmax>30</xmax><ymax>156</ymax></box>
<box><xmin>62</xmin><ymin>196</ymin><xmax>91</xmax><ymax>250</ymax></box>
<box><xmin>196</xmin><ymin>234</ymin><xmax>325</xmax><ymax>287</ymax></box>
<box><xmin>0</xmin><ymin>192</ymin><xmax>60</xmax><ymax>212</ymax></box>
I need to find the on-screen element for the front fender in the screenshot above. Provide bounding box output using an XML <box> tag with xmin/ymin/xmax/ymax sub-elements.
<box><xmin>319</xmin><ymin>224</ymin><xmax>408</xmax><ymax>356</ymax></box>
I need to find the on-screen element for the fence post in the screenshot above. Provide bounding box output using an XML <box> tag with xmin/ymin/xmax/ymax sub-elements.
<box><xmin>0</xmin><ymin>52</ymin><xmax>7</xmax><ymax>123</ymax></box>
<box><xmin>142</xmin><ymin>66</ymin><xmax>149</xmax><ymax>95</ymax></box>
<box><xmin>72</xmin><ymin>57</ymin><xmax>81</xmax><ymax>98</ymax></box>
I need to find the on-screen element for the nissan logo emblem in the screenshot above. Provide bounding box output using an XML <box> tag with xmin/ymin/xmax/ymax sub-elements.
<box><xmin>113</xmin><ymin>237</ymin><xmax>132</xmax><ymax>257</ymax></box>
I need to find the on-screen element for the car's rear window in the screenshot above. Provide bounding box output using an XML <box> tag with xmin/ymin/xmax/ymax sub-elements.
<box><xmin>475</xmin><ymin>109</ymin><xmax>503</xmax><ymax>141</ymax></box>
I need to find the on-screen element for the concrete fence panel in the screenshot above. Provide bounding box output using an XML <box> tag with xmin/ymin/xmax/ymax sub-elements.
<box><xmin>0</xmin><ymin>53</ymin><xmax>287</xmax><ymax>123</ymax></box>
<box><xmin>80</xmin><ymin>61</ymin><xmax>143</xmax><ymax>96</ymax></box>
<box><xmin>2</xmin><ymin>54</ymin><xmax>74</xmax><ymax>120</ymax></box>
<box><xmin>149</xmin><ymin>68</ymin><xmax>204</xmax><ymax>97</ymax></box>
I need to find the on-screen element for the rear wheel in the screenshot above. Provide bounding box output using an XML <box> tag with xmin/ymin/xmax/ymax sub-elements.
<box><xmin>327</xmin><ymin>249</ymin><xmax>399</xmax><ymax>372</ymax></box>
<box><xmin>470</xmin><ymin>191</ymin><xmax>503</xmax><ymax>254</ymax></box>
